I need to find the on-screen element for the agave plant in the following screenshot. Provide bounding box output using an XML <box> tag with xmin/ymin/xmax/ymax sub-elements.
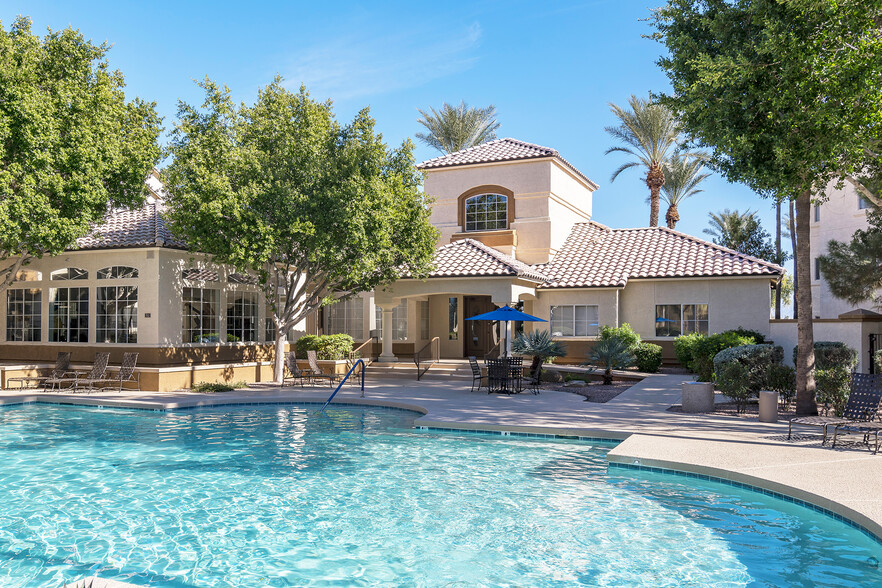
<box><xmin>512</xmin><ymin>330</ymin><xmax>567</xmax><ymax>376</ymax></box>
<box><xmin>585</xmin><ymin>337</ymin><xmax>635</xmax><ymax>385</ymax></box>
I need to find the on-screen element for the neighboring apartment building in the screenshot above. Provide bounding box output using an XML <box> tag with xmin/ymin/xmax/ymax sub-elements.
<box><xmin>770</xmin><ymin>180</ymin><xmax>882</xmax><ymax>372</ymax></box>
<box><xmin>0</xmin><ymin>141</ymin><xmax>784</xmax><ymax>389</ymax></box>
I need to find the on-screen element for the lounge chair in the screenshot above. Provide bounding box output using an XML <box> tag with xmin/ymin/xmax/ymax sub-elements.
<box><xmin>788</xmin><ymin>372</ymin><xmax>882</xmax><ymax>444</ymax></box>
<box><xmin>6</xmin><ymin>352</ymin><xmax>71</xmax><ymax>390</ymax></box>
<box><xmin>283</xmin><ymin>351</ymin><xmax>307</xmax><ymax>387</ymax></box>
<box><xmin>89</xmin><ymin>352</ymin><xmax>140</xmax><ymax>392</ymax></box>
<box><xmin>468</xmin><ymin>356</ymin><xmax>487</xmax><ymax>393</ymax></box>
<box><xmin>44</xmin><ymin>352</ymin><xmax>111</xmax><ymax>392</ymax></box>
<box><xmin>831</xmin><ymin>421</ymin><xmax>882</xmax><ymax>454</ymax></box>
<box><xmin>307</xmin><ymin>350</ymin><xmax>338</xmax><ymax>387</ymax></box>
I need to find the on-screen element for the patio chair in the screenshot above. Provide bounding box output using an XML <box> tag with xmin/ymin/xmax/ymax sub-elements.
<box><xmin>788</xmin><ymin>372</ymin><xmax>882</xmax><ymax>444</ymax></box>
<box><xmin>283</xmin><ymin>351</ymin><xmax>307</xmax><ymax>387</ymax></box>
<box><xmin>307</xmin><ymin>350</ymin><xmax>338</xmax><ymax>387</ymax></box>
<box><xmin>830</xmin><ymin>421</ymin><xmax>882</xmax><ymax>454</ymax></box>
<box><xmin>89</xmin><ymin>352</ymin><xmax>140</xmax><ymax>392</ymax></box>
<box><xmin>6</xmin><ymin>352</ymin><xmax>71</xmax><ymax>390</ymax></box>
<box><xmin>487</xmin><ymin>358</ymin><xmax>518</xmax><ymax>394</ymax></box>
<box><xmin>519</xmin><ymin>358</ymin><xmax>543</xmax><ymax>395</ymax></box>
<box><xmin>44</xmin><ymin>352</ymin><xmax>110</xmax><ymax>393</ymax></box>
<box><xmin>468</xmin><ymin>356</ymin><xmax>487</xmax><ymax>393</ymax></box>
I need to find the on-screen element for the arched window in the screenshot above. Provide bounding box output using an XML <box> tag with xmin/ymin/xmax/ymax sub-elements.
<box><xmin>14</xmin><ymin>270</ymin><xmax>41</xmax><ymax>282</ymax></box>
<box><xmin>98</xmin><ymin>266</ymin><xmax>139</xmax><ymax>279</ymax></box>
<box><xmin>50</xmin><ymin>268</ymin><xmax>88</xmax><ymax>280</ymax></box>
<box><xmin>464</xmin><ymin>194</ymin><xmax>508</xmax><ymax>232</ymax></box>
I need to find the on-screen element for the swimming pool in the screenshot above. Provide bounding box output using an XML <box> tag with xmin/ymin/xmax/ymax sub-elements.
<box><xmin>0</xmin><ymin>403</ymin><xmax>879</xmax><ymax>587</ymax></box>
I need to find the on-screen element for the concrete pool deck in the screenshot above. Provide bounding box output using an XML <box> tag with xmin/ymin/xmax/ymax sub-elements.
<box><xmin>2</xmin><ymin>373</ymin><xmax>882</xmax><ymax>544</ymax></box>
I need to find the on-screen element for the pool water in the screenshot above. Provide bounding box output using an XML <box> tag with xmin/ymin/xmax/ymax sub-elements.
<box><xmin>0</xmin><ymin>404</ymin><xmax>879</xmax><ymax>587</ymax></box>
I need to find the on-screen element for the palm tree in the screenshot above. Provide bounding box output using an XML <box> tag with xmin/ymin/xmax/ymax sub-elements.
<box><xmin>415</xmin><ymin>101</ymin><xmax>500</xmax><ymax>154</ymax></box>
<box><xmin>605</xmin><ymin>95</ymin><xmax>683</xmax><ymax>227</ymax></box>
<box><xmin>659</xmin><ymin>153</ymin><xmax>710</xmax><ymax>229</ymax></box>
<box><xmin>512</xmin><ymin>330</ymin><xmax>567</xmax><ymax>378</ymax></box>
<box><xmin>585</xmin><ymin>337</ymin><xmax>635</xmax><ymax>385</ymax></box>
<box><xmin>703</xmin><ymin>209</ymin><xmax>757</xmax><ymax>245</ymax></box>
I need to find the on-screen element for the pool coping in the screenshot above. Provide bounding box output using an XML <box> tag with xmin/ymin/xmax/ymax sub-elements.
<box><xmin>3</xmin><ymin>386</ymin><xmax>882</xmax><ymax>548</ymax></box>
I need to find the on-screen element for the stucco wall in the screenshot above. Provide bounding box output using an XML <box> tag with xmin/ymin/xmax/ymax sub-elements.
<box><xmin>769</xmin><ymin>319</ymin><xmax>882</xmax><ymax>373</ymax></box>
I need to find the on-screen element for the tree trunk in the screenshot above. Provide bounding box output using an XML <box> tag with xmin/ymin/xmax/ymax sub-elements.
<box><xmin>665</xmin><ymin>203</ymin><xmax>679</xmax><ymax>229</ymax></box>
<box><xmin>646</xmin><ymin>164</ymin><xmax>664</xmax><ymax>227</ymax></box>
<box><xmin>789</xmin><ymin>199</ymin><xmax>798</xmax><ymax>318</ymax></box>
<box><xmin>775</xmin><ymin>200</ymin><xmax>782</xmax><ymax>319</ymax></box>
<box><xmin>274</xmin><ymin>330</ymin><xmax>286</xmax><ymax>383</ymax></box>
<box><xmin>794</xmin><ymin>190</ymin><xmax>817</xmax><ymax>416</ymax></box>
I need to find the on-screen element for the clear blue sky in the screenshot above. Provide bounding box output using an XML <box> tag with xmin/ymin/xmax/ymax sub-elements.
<box><xmin>6</xmin><ymin>0</ymin><xmax>785</xmax><ymax>243</ymax></box>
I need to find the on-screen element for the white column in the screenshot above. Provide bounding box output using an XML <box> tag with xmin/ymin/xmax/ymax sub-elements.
<box><xmin>377</xmin><ymin>301</ymin><xmax>399</xmax><ymax>362</ymax></box>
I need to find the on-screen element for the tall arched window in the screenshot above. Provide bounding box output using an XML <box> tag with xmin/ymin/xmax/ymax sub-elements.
<box><xmin>464</xmin><ymin>194</ymin><xmax>508</xmax><ymax>232</ymax></box>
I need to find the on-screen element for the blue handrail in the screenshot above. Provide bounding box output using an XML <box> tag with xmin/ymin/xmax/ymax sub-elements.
<box><xmin>318</xmin><ymin>358</ymin><xmax>365</xmax><ymax>412</ymax></box>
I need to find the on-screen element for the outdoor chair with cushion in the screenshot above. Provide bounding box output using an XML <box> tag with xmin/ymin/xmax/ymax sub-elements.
<box><xmin>91</xmin><ymin>352</ymin><xmax>140</xmax><ymax>392</ymax></box>
<box><xmin>306</xmin><ymin>350</ymin><xmax>338</xmax><ymax>387</ymax></box>
<box><xmin>44</xmin><ymin>352</ymin><xmax>111</xmax><ymax>393</ymax></box>
<box><xmin>468</xmin><ymin>356</ymin><xmax>487</xmax><ymax>393</ymax></box>
<box><xmin>6</xmin><ymin>352</ymin><xmax>71</xmax><ymax>390</ymax></box>
<box><xmin>788</xmin><ymin>372</ymin><xmax>882</xmax><ymax>444</ymax></box>
<box><xmin>284</xmin><ymin>351</ymin><xmax>307</xmax><ymax>387</ymax></box>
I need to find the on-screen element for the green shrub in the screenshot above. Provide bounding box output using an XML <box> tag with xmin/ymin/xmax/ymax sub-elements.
<box><xmin>633</xmin><ymin>342</ymin><xmax>663</xmax><ymax>373</ymax></box>
<box><xmin>766</xmin><ymin>364</ymin><xmax>796</xmax><ymax>404</ymax></box>
<box><xmin>815</xmin><ymin>367</ymin><xmax>852</xmax><ymax>416</ymax></box>
<box><xmin>192</xmin><ymin>380</ymin><xmax>247</xmax><ymax>393</ymax></box>
<box><xmin>295</xmin><ymin>334</ymin><xmax>354</xmax><ymax>360</ymax></box>
<box><xmin>713</xmin><ymin>344</ymin><xmax>784</xmax><ymax>393</ymax></box>
<box><xmin>674</xmin><ymin>332</ymin><xmax>705</xmax><ymax>369</ymax></box>
<box><xmin>792</xmin><ymin>341</ymin><xmax>858</xmax><ymax>370</ymax></box>
<box><xmin>716</xmin><ymin>361</ymin><xmax>753</xmax><ymax>413</ymax></box>
<box><xmin>691</xmin><ymin>331</ymin><xmax>756</xmax><ymax>381</ymax></box>
<box><xmin>599</xmin><ymin>323</ymin><xmax>641</xmax><ymax>348</ymax></box>
<box><xmin>728</xmin><ymin>326</ymin><xmax>767</xmax><ymax>344</ymax></box>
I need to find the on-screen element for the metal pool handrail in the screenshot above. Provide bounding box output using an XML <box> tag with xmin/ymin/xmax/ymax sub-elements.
<box><xmin>318</xmin><ymin>359</ymin><xmax>366</xmax><ymax>412</ymax></box>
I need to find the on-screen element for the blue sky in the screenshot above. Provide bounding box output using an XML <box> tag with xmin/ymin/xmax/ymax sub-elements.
<box><xmin>7</xmin><ymin>0</ymin><xmax>785</xmax><ymax>244</ymax></box>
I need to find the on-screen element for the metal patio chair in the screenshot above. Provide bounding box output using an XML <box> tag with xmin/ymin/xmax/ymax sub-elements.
<box><xmin>284</xmin><ymin>351</ymin><xmax>308</xmax><ymax>387</ymax></box>
<box><xmin>44</xmin><ymin>352</ymin><xmax>110</xmax><ymax>393</ymax></box>
<box><xmin>788</xmin><ymin>372</ymin><xmax>882</xmax><ymax>444</ymax></box>
<box><xmin>306</xmin><ymin>350</ymin><xmax>338</xmax><ymax>387</ymax></box>
<box><xmin>89</xmin><ymin>352</ymin><xmax>140</xmax><ymax>392</ymax></box>
<box><xmin>468</xmin><ymin>356</ymin><xmax>487</xmax><ymax>393</ymax></box>
<box><xmin>6</xmin><ymin>352</ymin><xmax>71</xmax><ymax>390</ymax></box>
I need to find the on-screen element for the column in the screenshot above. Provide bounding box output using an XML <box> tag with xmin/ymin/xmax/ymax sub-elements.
<box><xmin>377</xmin><ymin>301</ymin><xmax>399</xmax><ymax>362</ymax></box>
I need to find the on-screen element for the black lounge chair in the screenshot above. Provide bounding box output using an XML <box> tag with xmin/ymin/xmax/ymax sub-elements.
<box><xmin>788</xmin><ymin>372</ymin><xmax>882</xmax><ymax>444</ymax></box>
<box><xmin>44</xmin><ymin>352</ymin><xmax>111</xmax><ymax>392</ymax></box>
<box><xmin>831</xmin><ymin>421</ymin><xmax>882</xmax><ymax>454</ymax></box>
<box><xmin>468</xmin><ymin>356</ymin><xmax>487</xmax><ymax>393</ymax></box>
<box><xmin>6</xmin><ymin>352</ymin><xmax>71</xmax><ymax>390</ymax></box>
<box><xmin>283</xmin><ymin>351</ymin><xmax>308</xmax><ymax>387</ymax></box>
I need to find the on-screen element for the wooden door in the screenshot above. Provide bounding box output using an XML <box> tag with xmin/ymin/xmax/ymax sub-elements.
<box><xmin>464</xmin><ymin>296</ymin><xmax>498</xmax><ymax>358</ymax></box>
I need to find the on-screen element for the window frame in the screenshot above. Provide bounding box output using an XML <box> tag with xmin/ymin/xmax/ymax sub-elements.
<box><xmin>464</xmin><ymin>193</ymin><xmax>509</xmax><ymax>232</ymax></box>
<box><xmin>96</xmin><ymin>285</ymin><xmax>139</xmax><ymax>344</ymax></box>
<box><xmin>97</xmin><ymin>266</ymin><xmax>139</xmax><ymax>280</ymax></box>
<box><xmin>182</xmin><ymin>287</ymin><xmax>220</xmax><ymax>344</ymax></box>
<box><xmin>325</xmin><ymin>297</ymin><xmax>365</xmax><ymax>339</ymax></box>
<box><xmin>226</xmin><ymin>291</ymin><xmax>258</xmax><ymax>343</ymax></box>
<box><xmin>50</xmin><ymin>267</ymin><xmax>88</xmax><ymax>281</ymax></box>
<box><xmin>654</xmin><ymin>303</ymin><xmax>708</xmax><ymax>337</ymax></box>
<box><xmin>375</xmin><ymin>300</ymin><xmax>408</xmax><ymax>341</ymax></box>
<box><xmin>549</xmin><ymin>304</ymin><xmax>599</xmax><ymax>338</ymax></box>
<box><xmin>49</xmin><ymin>286</ymin><xmax>89</xmax><ymax>343</ymax></box>
<box><xmin>6</xmin><ymin>288</ymin><xmax>42</xmax><ymax>342</ymax></box>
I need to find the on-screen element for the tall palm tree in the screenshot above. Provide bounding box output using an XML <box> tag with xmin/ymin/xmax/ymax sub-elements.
<box><xmin>659</xmin><ymin>153</ymin><xmax>710</xmax><ymax>229</ymax></box>
<box><xmin>605</xmin><ymin>94</ymin><xmax>683</xmax><ymax>227</ymax></box>
<box><xmin>415</xmin><ymin>101</ymin><xmax>500</xmax><ymax>154</ymax></box>
<box><xmin>703</xmin><ymin>209</ymin><xmax>757</xmax><ymax>245</ymax></box>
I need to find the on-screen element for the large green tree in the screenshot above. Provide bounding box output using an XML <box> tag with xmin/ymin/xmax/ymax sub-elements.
<box><xmin>415</xmin><ymin>101</ymin><xmax>500</xmax><ymax>154</ymax></box>
<box><xmin>605</xmin><ymin>95</ymin><xmax>683</xmax><ymax>227</ymax></box>
<box><xmin>819</xmin><ymin>207</ymin><xmax>882</xmax><ymax>307</ymax></box>
<box><xmin>651</xmin><ymin>0</ymin><xmax>882</xmax><ymax>415</ymax></box>
<box><xmin>0</xmin><ymin>16</ymin><xmax>162</xmax><ymax>290</ymax></box>
<box><xmin>165</xmin><ymin>79</ymin><xmax>438</xmax><ymax>382</ymax></box>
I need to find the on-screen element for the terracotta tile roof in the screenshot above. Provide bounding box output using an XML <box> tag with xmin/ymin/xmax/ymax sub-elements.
<box><xmin>424</xmin><ymin>238</ymin><xmax>549</xmax><ymax>282</ymax></box>
<box><xmin>539</xmin><ymin>222</ymin><xmax>784</xmax><ymax>288</ymax></box>
<box><xmin>417</xmin><ymin>138</ymin><xmax>599</xmax><ymax>189</ymax></box>
<box><xmin>75</xmin><ymin>202</ymin><xmax>187</xmax><ymax>251</ymax></box>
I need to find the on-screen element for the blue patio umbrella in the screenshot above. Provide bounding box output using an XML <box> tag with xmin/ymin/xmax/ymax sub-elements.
<box><xmin>466</xmin><ymin>306</ymin><xmax>546</xmax><ymax>356</ymax></box>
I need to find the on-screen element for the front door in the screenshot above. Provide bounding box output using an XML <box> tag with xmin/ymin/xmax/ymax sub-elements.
<box><xmin>464</xmin><ymin>296</ymin><xmax>498</xmax><ymax>358</ymax></box>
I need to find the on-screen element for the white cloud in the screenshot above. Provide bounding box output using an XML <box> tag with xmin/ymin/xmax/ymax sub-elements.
<box><xmin>282</xmin><ymin>22</ymin><xmax>482</xmax><ymax>100</ymax></box>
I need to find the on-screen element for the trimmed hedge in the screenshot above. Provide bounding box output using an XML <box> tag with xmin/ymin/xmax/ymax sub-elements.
<box><xmin>713</xmin><ymin>344</ymin><xmax>784</xmax><ymax>393</ymax></box>
<box><xmin>633</xmin><ymin>342</ymin><xmax>663</xmax><ymax>373</ymax></box>
<box><xmin>690</xmin><ymin>331</ymin><xmax>757</xmax><ymax>381</ymax></box>
<box><xmin>295</xmin><ymin>334</ymin><xmax>354</xmax><ymax>360</ymax></box>
<box><xmin>792</xmin><ymin>341</ymin><xmax>857</xmax><ymax>370</ymax></box>
<box><xmin>599</xmin><ymin>323</ymin><xmax>641</xmax><ymax>348</ymax></box>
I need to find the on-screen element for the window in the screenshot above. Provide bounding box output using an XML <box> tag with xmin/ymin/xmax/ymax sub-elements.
<box><xmin>464</xmin><ymin>194</ymin><xmax>508</xmax><ymax>232</ymax></box>
<box><xmin>49</xmin><ymin>287</ymin><xmax>88</xmax><ymax>342</ymax></box>
<box><xmin>265</xmin><ymin>304</ymin><xmax>277</xmax><ymax>343</ymax></box>
<box><xmin>419</xmin><ymin>300</ymin><xmax>429</xmax><ymax>340</ymax></box>
<box><xmin>6</xmin><ymin>289</ymin><xmax>41</xmax><ymax>341</ymax></box>
<box><xmin>815</xmin><ymin>258</ymin><xmax>821</xmax><ymax>281</ymax></box>
<box><xmin>814</xmin><ymin>204</ymin><xmax>820</xmax><ymax>222</ymax></box>
<box><xmin>183</xmin><ymin>287</ymin><xmax>219</xmax><ymax>343</ymax></box>
<box><xmin>859</xmin><ymin>195</ymin><xmax>871</xmax><ymax>210</ymax></box>
<box><xmin>655</xmin><ymin>304</ymin><xmax>708</xmax><ymax>337</ymax></box>
<box><xmin>50</xmin><ymin>268</ymin><xmax>88</xmax><ymax>280</ymax></box>
<box><xmin>227</xmin><ymin>293</ymin><xmax>257</xmax><ymax>342</ymax></box>
<box><xmin>97</xmin><ymin>286</ymin><xmax>138</xmax><ymax>343</ymax></box>
<box><xmin>448</xmin><ymin>297</ymin><xmax>458</xmax><ymax>340</ymax></box>
<box><xmin>98</xmin><ymin>266</ymin><xmax>138</xmax><ymax>279</ymax></box>
<box><xmin>375</xmin><ymin>301</ymin><xmax>407</xmax><ymax>341</ymax></box>
<box><xmin>14</xmin><ymin>270</ymin><xmax>41</xmax><ymax>282</ymax></box>
<box><xmin>326</xmin><ymin>298</ymin><xmax>364</xmax><ymax>338</ymax></box>
<box><xmin>550</xmin><ymin>305</ymin><xmax>599</xmax><ymax>337</ymax></box>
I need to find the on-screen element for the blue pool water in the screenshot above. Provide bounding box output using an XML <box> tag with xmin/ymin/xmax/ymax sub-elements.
<box><xmin>0</xmin><ymin>404</ymin><xmax>879</xmax><ymax>587</ymax></box>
